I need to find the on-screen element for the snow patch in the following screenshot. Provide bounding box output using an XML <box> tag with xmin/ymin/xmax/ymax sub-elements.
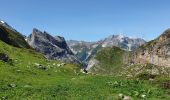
<box><xmin>0</xmin><ymin>20</ymin><xmax>5</xmax><ymax>23</ymax></box>
<box><xmin>117</xmin><ymin>34</ymin><xmax>125</xmax><ymax>42</ymax></box>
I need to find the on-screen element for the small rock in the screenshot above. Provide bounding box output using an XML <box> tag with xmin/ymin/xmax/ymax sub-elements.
<box><xmin>57</xmin><ymin>64</ymin><xmax>61</xmax><ymax>67</ymax></box>
<box><xmin>16</xmin><ymin>70</ymin><xmax>21</xmax><ymax>72</ymax></box>
<box><xmin>35</xmin><ymin>63</ymin><xmax>47</xmax><ymax>70</ymax></box>
<box><xmin>1</xmin><ymin>96</ymin><xmax>7</xmax><ymax>99</ymax></box>
<box><xmin>80</xmin><ymin>69</ymin><xmax>88</xmax><ymax>73</ymax></box>
<box><xmin>113</xmin><ymin>81</ymin><xmax>119</xmax><ymax>86</ymax></box>
<box><xmin>9</xmin><ymin>83</ymin><xmax>17</xmax><ymax>88</ymax></box>
<box><xmin>71</xmin><ymin>78</ymin><xmax>76</xmax><ymax>80</ymax></box>
<box><xmin>118</xmin><ymin>93</ymin><xmax>131</xmax><ymax>100</ymax></box>
<box><xmin>123</xmin><ymin>96</ymin><xmax>131</xmax><ymax>100</ymax></box>
<box><xmin>61</xmin><ymin>63</ymin><xmax>66</xmax><ymax>66</ymax></box>
<box><xmin>118</xmin><ymin>93</ymin><xmax>124</xmax><ymax>98</ymax></box>
<box><xmin>141</xmin><ymin>94</ymin><xmax>146</xmax><ymax>98</ymax></box>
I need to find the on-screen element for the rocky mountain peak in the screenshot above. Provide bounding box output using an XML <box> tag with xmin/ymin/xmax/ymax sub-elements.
<box><xmin>27</xmin><ymin>28</ymin><xmax>80</xmax><ymax>64</ymax></box>
<box><xmin>100</xmin><ymin>34</ymin><xmax>146</xmax><ymax>51</ymax></box>
<box><xmin>32</xmin><ymin>28</ymin><xmax>41</xmax><ymax>33</ymax></box>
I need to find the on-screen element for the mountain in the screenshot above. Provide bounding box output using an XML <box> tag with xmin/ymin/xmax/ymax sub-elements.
<box><xmin>99</xmin><ymin>34</ymin><xmax>146</xmax><ymax>51</ymax></box>
<box><xmin>27</xmin><ymin>28</ymin><xmax>81</xmax><ymax>64</ymax></box>
<box><xmin>85</xmin><ymin>30</ymin><xmax>170</xmax><ymax>76</ymax></box>
<box><xmin>0</xmin><ymin>20</ymin><xmax>30</xmax><ymax>48</ymax></box>
<box><xmin>0</xmin><ymin>37</ymin><xmax>168</xmax><ymax>99</ymax></box>
<box><xmin>67</xmin><ymin>34</ymin><xmax>146</xmax><ymax>67</ymax></box>
<box><xmin>67</xmin><ymin>40</ymin><xmax>94</xmax><ymax>55</ymax></box>
<box><xmin>86</xmin><ymin>46</ymin><xmax>128</xmax><ymax>75</ymax></box>
<box><xmin>0</xmin><ymin>23</ymin><xmax>80</xmax><ymax>99</ymax></box>
<box><xmin>67</xmin><ymin>40</ymin><xmax>99</xmax><ymax>64</ymax></box>
<box><xmin>132</xmin><ymin>28</ymin><xmax>170</xmax><ymax>67</ymax></box>
<box><xmin>0</xmin><ymin>19</ymin><xmax>169</xmax><ymax>99</ymax></box>
<box><xmin>0</xmin><ymin>20</ymin><xmax>17</xmax><ymax>32</ymax></box>
<box><xmin>118</xmin><ymin>29</ymin><xmax>170</xmax><ymax>78</ymax></box>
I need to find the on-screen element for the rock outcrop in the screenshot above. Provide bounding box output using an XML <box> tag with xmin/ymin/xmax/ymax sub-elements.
<box><xmin>0</xmin><ymin>53</ymin><xmax>10</xmax><ymax>62</ymax></box>
<box><xmin>132</xmin><ymin>28</ymin><xmax>170</xmax><ymax>67</ymax></box>
<box><xmin>27</xmin><ymin>28</ymin><xmax>80</xmax><ymax>64</ymax></box>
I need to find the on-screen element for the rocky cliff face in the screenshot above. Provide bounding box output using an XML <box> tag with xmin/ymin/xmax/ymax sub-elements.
<box><xmin>27</xmin><ymin>28</ymin><xmax>80</xmax><ymax>64</ymax></box>
<box><xmin>132</xmin><ymin>28</ymin><xmax>170</xmax><ymax>67</ymax></box>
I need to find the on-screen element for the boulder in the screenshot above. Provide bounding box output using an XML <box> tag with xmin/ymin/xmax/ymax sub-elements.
<box><xmin>8</xmin><ymin>83</ymin><xmax>17</xmax><ymax>88</ymax></box>
<box><xmin>34</xmin><ymin>63</ymin><xmax>47</xmax><ymax>70</ymax></box>
<box><xmin>0</xmin><ymin>53</ymin><xmax>10</xmax><ymax>62</ymax></box>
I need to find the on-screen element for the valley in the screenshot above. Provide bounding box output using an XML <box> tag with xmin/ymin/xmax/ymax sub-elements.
<box><xmin>0</xmin><ymin>19</ymin><xmax>170</xmax><ymax>100</ymax></box>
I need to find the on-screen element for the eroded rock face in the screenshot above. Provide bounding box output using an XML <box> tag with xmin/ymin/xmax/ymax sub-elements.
<box><xmin>132</xmin><ymin>28</ymin><xmax>170</xmax><ymax>67</ymax></box>
<box><xmin>27</xmin><ymin>28</ymin><xmax>80</xmax><ymax>64</ymax></box>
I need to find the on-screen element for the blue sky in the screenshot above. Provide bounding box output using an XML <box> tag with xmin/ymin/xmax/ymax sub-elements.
<box><xmin>0</xmin><ymin>0</ymin><xmax>170</xmax><ymax>41</ymax></box>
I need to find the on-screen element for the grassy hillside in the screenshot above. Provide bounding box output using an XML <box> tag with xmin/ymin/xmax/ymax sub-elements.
<box><xmin>0</xmin><ymin>24</ymin><xmax>30</xmax><ymax>48</ymax></box>
<box><xmin>89</xmin><ymin>46</ymin><xmax>128</xmax><ymax>74</ymax></box>
<box><xmin>0</xmin><ymin>40</ymin><xmax>169</xmax><ymax>99</ymax></box>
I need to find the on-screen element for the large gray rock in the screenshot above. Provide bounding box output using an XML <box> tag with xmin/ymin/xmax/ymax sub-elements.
<box><xmin>0</xmin><ymin>53</ymin><xmax>10</xmax><ymax>62</ymax></box>
<box><xmin>27</xmin><ymin>28</ymin><xmax>80</xmax><ymax>64</ymax></box>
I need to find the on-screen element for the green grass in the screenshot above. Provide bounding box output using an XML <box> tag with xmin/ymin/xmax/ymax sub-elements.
<box><xmin>0</xmin><ymin>40</ymin><xmax>169</xmax><ymax>100</ymax></box>
<box><xmin>90</xmin><ymin>46</ymin><xmax>127</xmax><ymax>74</ymax></box>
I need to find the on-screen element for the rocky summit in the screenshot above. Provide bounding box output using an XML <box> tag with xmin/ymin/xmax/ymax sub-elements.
<box><xmin>27</xmin><ymin>28</ymin><xmax>80</xmax><ymax>64</ymax></box>
<box><xmin>99</xmin><ymin>34</ymin><xmax>146</xmax><ymax>51</ymax></box>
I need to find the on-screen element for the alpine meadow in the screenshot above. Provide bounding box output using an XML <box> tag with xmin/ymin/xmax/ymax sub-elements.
<box><xmin>0</xmin><ymin>0</ymin><xmax>170</xmax><ymax>100</ymax></box>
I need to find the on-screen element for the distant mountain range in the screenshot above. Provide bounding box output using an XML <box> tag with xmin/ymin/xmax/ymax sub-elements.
<box><xmin>67</xmin><ymin>34</ymin><xmax>146</xmax><ymax>66</ymax></box>
<box><xmin>0</xmin><ymin>19</ymin><xmax>170</xmax><ymax>77</ymax></box>
<box><xmin>0</xmin><ymin>19</ymin><xmax>146</xmax><ymax>67</ymax></box>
